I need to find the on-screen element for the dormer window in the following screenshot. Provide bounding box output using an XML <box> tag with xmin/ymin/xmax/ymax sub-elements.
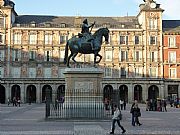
<box><xmin>60</xmin><ymin>23</ymin><xmax>66</xmax><ymax>28</ymax></box>
<box><xmin>31</xmin><ymin>23</ymin><xmax>36</xmax><ymax>27</ymax></box>
<box><xmin>45</xmin><ymin>23</ymin><xmax>51</xmax><ymax>27</ymax></box>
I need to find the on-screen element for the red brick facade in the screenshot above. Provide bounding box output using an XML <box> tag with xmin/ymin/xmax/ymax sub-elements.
<box><xmin>163</xmin><ymin>34</ymin><xmax>180</xmax><ymax>79</ymax></box>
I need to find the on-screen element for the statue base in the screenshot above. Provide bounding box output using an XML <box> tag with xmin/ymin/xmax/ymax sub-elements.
<box><xmin>62</xmin><ymin>68</ymin><xmax>106</xmax><ymax>119</ymax></box>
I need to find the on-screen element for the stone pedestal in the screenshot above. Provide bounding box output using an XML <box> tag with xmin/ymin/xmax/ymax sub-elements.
<box><xmin>63</xmin><ymin>68</ymin><xmax>105</xmax><ymax>119</ymax></box>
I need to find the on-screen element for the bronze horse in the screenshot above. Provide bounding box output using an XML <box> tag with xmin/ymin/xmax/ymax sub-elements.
<box><xmin>64</xmin><ymin>27</ymin><xmax>109</xmax><ymax>67</ymax></box>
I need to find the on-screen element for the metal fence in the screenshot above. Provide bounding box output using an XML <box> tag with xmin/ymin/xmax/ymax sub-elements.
<box><xmin>45</xmin><ymin>90</ymin><xmax>114</xmax><ymax>120</ymax></box>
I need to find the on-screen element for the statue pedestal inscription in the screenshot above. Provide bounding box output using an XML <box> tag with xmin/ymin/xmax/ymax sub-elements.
<box><xmin>63</xmin><ymin>68</ymin><xmax>105</xmax><ymax>119</ymax></box>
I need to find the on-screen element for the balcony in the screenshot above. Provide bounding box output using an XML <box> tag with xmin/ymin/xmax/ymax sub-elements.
<box><xmin>11</xmin><ymin>40</ymin><xmax>65</xmax><ymax>46</ymax></box>
<box><xmin>164</xmin><ymin>59</ymin><xmax>180</xmax><ymax>65</ymax></box>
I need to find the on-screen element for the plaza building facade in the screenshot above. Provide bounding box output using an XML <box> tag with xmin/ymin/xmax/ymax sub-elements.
<box><xmin>163</xmin><ymin>21</ymin><xmax>180</xmax><ymax>101</ymax></box>
<box><xmin>0</xmin><ymin>0</ymin><xmax>179</xmax><ymax>104</ymax></box>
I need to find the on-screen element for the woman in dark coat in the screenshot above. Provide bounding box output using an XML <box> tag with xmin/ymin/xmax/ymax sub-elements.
<box><xmin>131</xmin><ymin>104</ymin><xmax>142</xmax><ymax>126</ymax></box>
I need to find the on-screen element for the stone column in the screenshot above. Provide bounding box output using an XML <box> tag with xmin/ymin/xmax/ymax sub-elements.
<box><xmin>159</xmin><ymin>84</ymin><xmax>165</xmax><ymax>99</ymax></box>
<box><xmin>178</xmin><ymin>84</ymin><xmax>180</xmax><ymax>99</ymax></box>
<box><xmin>21</xmin><ymin>83</ymin><xmax>25</xmax><ymax>103</ymax></box>
<box><xmin>164</xmin><ymin>84</ymin><xmax>168</xmax><ymax>99</ymax></box>
<box><xmin>5</xmin><ymin>83</ymin><xmax>10</xmax><ymax>103</ymax></box>
<box><xmin>52</xmin><ymin>84</ymin><xmax>57</xmax><ymax>103</ymax></box>
<box><xmin>36</xmin><ymin>83</ymin><xmax>41</xmax><ymax>103</ymax></box>
<box><xmin>142</xmin><ymin>84</ymin><xmax>148</xmax><ymax>101</ymax></box>
<box><xmin>128</xmin><ymin>83</ymin><xmax>133</xmax><ymax>103</ymax></box>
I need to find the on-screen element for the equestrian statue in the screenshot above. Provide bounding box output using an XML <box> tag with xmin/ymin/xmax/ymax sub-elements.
<box><xmin>64</xmin><ymin>19</ymin><xmax>109</xmax><ymax>67</ymax></box>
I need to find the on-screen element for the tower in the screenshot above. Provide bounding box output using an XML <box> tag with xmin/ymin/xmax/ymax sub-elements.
<box><xmin>137</xmin><ymin>0</ymin><xmax>164</xmax><ymax>78</ymax></box>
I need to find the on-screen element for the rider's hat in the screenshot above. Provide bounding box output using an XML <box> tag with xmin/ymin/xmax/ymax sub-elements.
<box><xmin>83</xmin><ymin>19</ymin><xmax>88</xmax><ymax>24</ymax></box>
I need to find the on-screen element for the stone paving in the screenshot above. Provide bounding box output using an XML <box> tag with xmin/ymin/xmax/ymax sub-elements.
<box><xmin>0</xmin><ymin>103</ymin><xmax>180</xmax><ymax>135</ymax></box>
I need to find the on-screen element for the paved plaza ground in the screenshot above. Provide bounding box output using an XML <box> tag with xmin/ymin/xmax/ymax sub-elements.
<box><xmin>0</xmin><ymin>103</ymin><xmax>180</xmax><ymax>135</ymax></box>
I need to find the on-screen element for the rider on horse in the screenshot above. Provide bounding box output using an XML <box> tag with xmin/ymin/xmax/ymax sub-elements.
<box><xmin>80</xmin><ymin>19</ymin><xmax>95</xmax><ymax>50</ymax></box>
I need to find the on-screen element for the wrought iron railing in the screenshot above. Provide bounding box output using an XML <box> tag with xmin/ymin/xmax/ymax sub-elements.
<box><xmin>46</xmin><ymin>90</ymin><xmax>113</xmax><ymax>120</ymax></box>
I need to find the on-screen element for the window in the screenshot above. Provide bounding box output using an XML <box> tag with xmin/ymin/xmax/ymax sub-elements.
<box><xmin>120</xmin><ymin>51</ymin><xmax>128</xmax><ymax>62</ymax></box>
<box><xmin>135</xmin><ymin>36</ymin><xmax>139</xmax><ymax>45</ymax></box>
<box><xmin>29</xmin><ymin>34</ymin><xmax>37</xmax><ymax>44</ymax></box>
<box><xmin>120</xmin><ymin>36</ymin><xmax>128</xmax><ymax>45</ymax></box>
<box><xmin>105</xmin><ymin>50</ymin><xmax>112</xmax><ymax>61</ymax></box>
<box><xmin>0</xmin><ymin>34</ymin><xmax>3</xmax><ymax>43</ymax></box>
<box><xmin>45</xmin><ymin>34</ymin><xmax>52</xmax><ymax>45</ymax></box>
<box><xmin>59</xmin><ymin>35</ymin><xmax>68</xmax><ymax>44</ymax></box>
<box><xmin>0</xmin><ymin>18</ymin><xmax>4</xmax><ymax>27</ymax></box>
<box><xmin>169</xmin><ymin>52</ymin><xmax>176</xmax><ymax>63</ymax></box>
<box><xmin>29</xmin><ymin>68</ymin><xmax>36</xmax><ymax>78</ymax></box>
<box><xmin>151</xmin><ymin>52</ymin><xmax>155</xmax><ymax>62</ymax></box>
<box><xmin>149</xmin><ymin>67</ymin><xmax>157</xmax><ymax>77</ymax></box>
<box><xmin>169</xmin><ymin>68</ymin><xmax>176</xmax><ymax>78</ymax></box>
<box><xmin>60</xmin><ymin>49</ymin><xmax>65</xmax><ymax>62</ymax></box>
<box><xmin>121</xmin><ymin>67</ymin><xmax>126</xmax><ymax>78</ymax></box>
<box><xmin>105</xmin><ymin>67</ymin><xmax>112</xmax><ymax>77</ymax></box>
<box><xmin>135</xmin><ymin>67</ymin><xmax>143</xmax><ymax>77</ymax></box>
<box><xmin>135</xmin><ymin>51</ymin><xmax>140</xmax><ymax>62</ymax></box>
<box><xmin>44</xmin><ymin>51</ymin><xmax>52</xmax><ymax>61</ymax></box>
<box><xmin>29</xmin><ymin>51</ymin><xmax>36</xmax><ymax>61</ymax></box>
<box><xmin>60</xmin><ymin>23</ymin><xmax>66</xmax><ymax>28</ymax></box>
<box><xmin>150</xmin><ymin>36</ymin><xmax>157</xmax><ymax>45</ymax></box>
<box><xmin>12</xmin><ymin>49</ymin><xmax>21</xmax><ymax>61</ymax></box>
<box><xmin>14</xmin><ymin>33</ymin><xmax>22</xmax><ymax>44</ymax></box>
<box><xmin>168</xmin><ymin>36</ymin><xmax>176</xmax><ymax>47</ymax></box>
<box><xmin>0</xmin><ymin>50</ymin><xmax>4</xmax><ymax>61</ymax></box>
<box><xmin>150</xmin><ymin>51</ymin><xmax>157</xmax><ymax>62</ymax></box>
<box><xmin>149</xmin><ymin>18</ymin><xmax>157</xmax><ymax>29</ymax></box>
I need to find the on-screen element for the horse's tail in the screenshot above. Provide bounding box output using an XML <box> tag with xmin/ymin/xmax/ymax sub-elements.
<box><xmin>64</xmin><ymin>41</ymin><xmax>69</xmax><ymax>64</ymax></box>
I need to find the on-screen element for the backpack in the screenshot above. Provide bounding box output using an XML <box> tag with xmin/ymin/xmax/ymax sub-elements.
<box><xmin>118</xmin><ymin>111</ymin><xmax>122</xmax><ymax>120</ymax></box>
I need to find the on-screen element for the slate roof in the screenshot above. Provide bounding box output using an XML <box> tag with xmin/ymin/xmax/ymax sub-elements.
<box><xmin>163</xmin><ymin>20</ymin><xmax>180</xmax><ymax>33</ymax></box>
<box><xmin>13</xmin><ymin>15</ymin><xmax>140</xmax><ymax>29</ymax></box>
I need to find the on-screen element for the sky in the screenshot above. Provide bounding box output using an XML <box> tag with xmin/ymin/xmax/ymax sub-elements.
<box><xmin>13</xmin><ymin>0</ymin><xmax>180</xmax><ymax>20</ymax></box>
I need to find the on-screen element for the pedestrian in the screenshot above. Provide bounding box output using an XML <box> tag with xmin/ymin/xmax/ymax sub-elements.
<box><xmin>145</xmin><ymin>99</ymin><xmax>150</xmax><ymax>111</ymax></box>
<box><xmin>162</xmin><ymin>99</ymin><xmax>167</xmax><ymax>112</ymax></box>
<box><xmin>104</xmin><ymin>97</ymin><xmax>109</xmax><ymax>110</ymax></box>
<box><xmin>7</xmin><ymin>98</ymin><xmax>10</xmax><ymax>106</ymax></box>
<box><xmin>131</xmin><ymin>104</ymin><xmax>142</xmax><ymax>126</ymax></box>
<box><xmin>109</xmin><ymin>104</ymin><xmax>126</xmax><ymax>134</ymax></box>
<box><xmin>17</xmin><ymin>98</ymin><xmax>21</xmax><ymax>107</ymax></box>
<box><xmin>12</xmin><ymin>96</ymin><xmax>16</xmax><ymax>106</ymax></box>
<box><xmin>119</xmin><ymin>99</ymin><xmax>124</xmax><ymax>110</ymax></box>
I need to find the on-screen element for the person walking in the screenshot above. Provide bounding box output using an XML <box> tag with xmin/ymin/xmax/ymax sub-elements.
<box><xmin>7</xmin><ymin>98</ymin><xmax>10</xmax><ymax>106</ymax></box>
<box><xmin>17</xmin><ymin>97</ymin><xmax>21</xmax><ymax>107</ymax></box>
<box><xmin>131</xmin><ymin>104</ymin><xmax>142</xmax><ymax>126</ymax></box>
<box><xmin>109</xmin><ymin>104</ymin><xmax>126</xmax><ymax>134</ymax></box>
<box><xmin>119</xmin><ymin>99</ymin><xmax>124</xmax><ymax>110</ymax></box>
